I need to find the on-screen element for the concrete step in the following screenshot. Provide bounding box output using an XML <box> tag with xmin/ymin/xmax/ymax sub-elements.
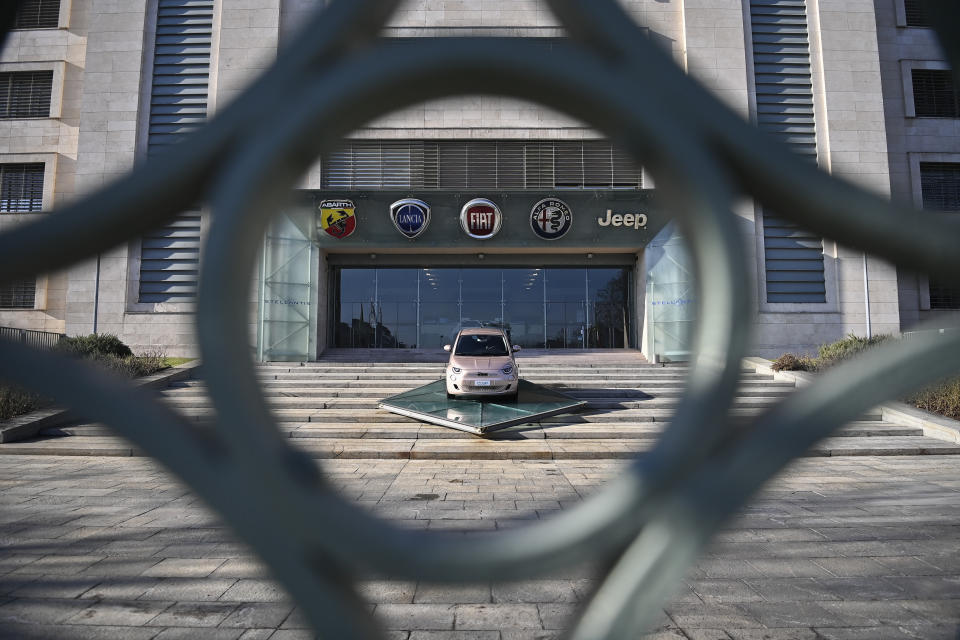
<box><xmin>251</xmin><ymin>371</ymin><xmax>771</xmax><ymax>380</ymax></box>
<box><xmin>41</xmin><ymin>419</ymin><xmax>915</xmax><ymax>441</ymax></box>
<box><xmin>258</xmin><ymin>365</ymin><xmax>672</xmax><ymax>372</ymax></box>
<box><xmin>5</xmin><ymin>434</ymin><xmax>959</xmax><ymax>459</ymax></box>
<box><xmin>158</xmin><ymin>396</ymin><xmax>791</xmax><ymax>411</ymax></box>
<box><xmin>165</xmin><ymin>379</ymin><xmax>797</xmax><ymax>393</ymax></box>
<box><xmin>251</xmin><ymin>376</ymin><xmax>778</xmax><ymax>387</ymax></box>
<box><xmin>153</xmin><ymin>405</ymin><xmax>883</xmax><ymax>424</ymax></box>
<box><xmin>160</xmin><ymin>386</ymin><xmax>797</xmax><ymax>400</ymax></box>
<box><xmin>6</xmin><ymin>357</ymin><xmax>950</xmax><ymax>461</ymax></box>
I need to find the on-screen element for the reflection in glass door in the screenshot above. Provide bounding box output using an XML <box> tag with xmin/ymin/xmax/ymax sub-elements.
<box><xmin>333</xmin><ymin>267</ymin><xmax>631</xmax><ymax>349</ymax></box>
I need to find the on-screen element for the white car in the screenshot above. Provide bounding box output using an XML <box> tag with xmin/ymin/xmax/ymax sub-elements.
<box><xmin>444</xmin><ymin>328</ymin><xmax>521</xmax><ymax>398</ymax></box>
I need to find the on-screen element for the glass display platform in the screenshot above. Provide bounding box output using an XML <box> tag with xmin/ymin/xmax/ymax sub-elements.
<box><xmin>379</xmin><ymin>380</ymin><xmax>587</xmax><ymax>436</ymax></box>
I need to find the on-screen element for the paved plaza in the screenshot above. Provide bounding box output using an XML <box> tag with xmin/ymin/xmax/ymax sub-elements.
<box><xmin>0</xmin><ymin>454</ymin><xmax>958</xmax><ymax>639</ymax></box>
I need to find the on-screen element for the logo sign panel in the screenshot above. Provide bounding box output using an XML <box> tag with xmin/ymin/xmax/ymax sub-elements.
<box><xmin>389</xmin><ymin>199</ymin><xmax>431</xmax><ymax>239</ymax></box>
<box><xmin>530</xmin><ymin>198</ymin><xmax>573</xmax><ymax>240</ymax></box>
<box><xmin>460</xmin><ymin>198</ymin><xmax>502</xmax><ymax>240</ymax></box>
<box><xmin>597</xmin><ymin>209</ymin><xmax>648</xmax><ymax>230</ymax></box>
<box><xmin>318</xmin><ymin>199</ymin><xmax>357</xmax><ymax>239</ymax></box>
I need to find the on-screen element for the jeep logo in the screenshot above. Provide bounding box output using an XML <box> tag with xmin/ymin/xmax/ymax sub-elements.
<box><xmin>597</xmin><ymin>209</ymin><xmax>648</xmax><ymax>229</ymax></box>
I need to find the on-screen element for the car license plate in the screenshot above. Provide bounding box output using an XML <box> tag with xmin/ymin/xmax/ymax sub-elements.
<box><xmin>473</xmin><ymin>380</ymin><xmax>491</xmax><ymax>387</ymax></box>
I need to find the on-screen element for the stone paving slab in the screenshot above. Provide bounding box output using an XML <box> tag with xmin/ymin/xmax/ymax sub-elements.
<box><xmin>0</xmin><ymin>455</ymin><xmax>957</xmax><ymax>639</ymax></box>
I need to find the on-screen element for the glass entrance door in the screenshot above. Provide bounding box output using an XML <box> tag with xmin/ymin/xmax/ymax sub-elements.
<box><xmin>333</xmin><ymin>267</ymin><xmax>631</xmax><ymax>349</ymax></box>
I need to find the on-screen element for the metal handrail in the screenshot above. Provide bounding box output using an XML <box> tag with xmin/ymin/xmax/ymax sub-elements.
<box><xmin>1</xmin><ymin>1</ymin><xmax>959</xmax><ymax>638</ymax></box>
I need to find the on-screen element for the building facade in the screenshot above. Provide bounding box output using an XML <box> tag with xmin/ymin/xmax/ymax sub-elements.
<box><xmin>0</xmin><ymin>0</ymin><xmax>955</xmax><ymax>360</ymax></box>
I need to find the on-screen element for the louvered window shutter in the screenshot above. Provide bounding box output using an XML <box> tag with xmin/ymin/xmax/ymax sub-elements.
<box><xmin>0</xmin><ymin>71</ymin><xmax>53</xmax><ymax>118</ymax></box>
<box><xmin>920</xmin><ymin>162</ymin><xmax>960</xmax><ymax>309</ymax></box>
<box><xmin>912</xmin><ymin>69</ymin><xmax>960</xmax><ymax>118</ymax></box>
<box><xmin>138</xmin><ymin>0</ymin><xmax>213</xmax><ymax>303</ymax></box>
<box><xmin>321</xmin><ymin>140</ymin><xmax>641</xmax><ymax>190</ymax></box>
<box><xmin>903</xmin><ymin>0</ymin><xmax>931</xmax><ymax>28</ymax></box>
<box><xmin>751</xmin><ymin>0</ymin><xmax>826</xmax><ymax>303</ymax></box>
<box><xmin>0</xmin><ymin>163</ymin><xmax>45</xmax><ymax>212</ymax></box>
<box><xmin>13</xmin><ymin>0</ymin><xmax>60</xmax><ymax>29</ymax></box>
<box><xmin>0</xmin><ymin>163</ymin><xmax>44</xmax><ymax>307</ymax></box>
<box><xmin>0</xmin><ymin>278</ymin><xmax>36</xmax><ymax>309</ymax></box>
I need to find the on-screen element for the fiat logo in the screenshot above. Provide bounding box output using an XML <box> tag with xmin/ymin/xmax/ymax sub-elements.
<box><xmin>460</xmin><ymin>198</ymin><xmax>502</xmax><ymax>240</ymax></box>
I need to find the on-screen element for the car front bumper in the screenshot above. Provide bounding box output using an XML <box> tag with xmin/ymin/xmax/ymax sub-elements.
<box><xmin>446</xmin><ymin>373</ymin><xmax>518</xmax><ymax>396</ymax></box>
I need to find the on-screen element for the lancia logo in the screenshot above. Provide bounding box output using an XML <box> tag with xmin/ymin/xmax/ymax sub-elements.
<box><xmin>318</xmin><ymin>199</ymin><xmax>356</xmax><ymax>239</ymax></box>
<box><xmin>390</xmin><ymin>198</ymin><xmax>431</xmax><ymax>239</ymax></box>
<box><xmin>460</xmin><ymin>198</ymin><xmax>502</xmax><ymax>240</ymax></box>
<box><xmin>530</xmin><ymin>198</ymin><xmax>572</xmax><ymax>240</ymax></box>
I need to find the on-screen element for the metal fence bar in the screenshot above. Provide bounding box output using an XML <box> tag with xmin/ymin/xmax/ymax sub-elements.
<box><xmin>0</xmin><ymin>0</ymin><xmax>958</xmax><ymax>638</ymax></box>
<box><xmin>0</xmin><ymin>326</ymin><xmax>64</xmax><ymax>350</ymax></box>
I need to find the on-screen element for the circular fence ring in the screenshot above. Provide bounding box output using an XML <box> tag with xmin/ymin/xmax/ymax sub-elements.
<box><xmin>196</xmin><ymin>31</ymin><xmax>748</xmax><ymax>598</ymax></box>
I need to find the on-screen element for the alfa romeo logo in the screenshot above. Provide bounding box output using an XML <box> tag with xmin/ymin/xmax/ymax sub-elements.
<box><xmin>460</xmin><ymin>198</ymin><xmax>502</xmax><ymax>240</ymax></box>
<box><xmin>318</xmin><ymin>199</ymin><xmax>356</xmax><ymax>239</ymax></box>
<box><xmin>530</xmin><ymin>198</ymin><xmax>572</xmax><ymax>240</ymax></box>
<box><xmin>390</xmin><ymin>199</ymin><xmax>431</xmax><ymax>239</ymax></box>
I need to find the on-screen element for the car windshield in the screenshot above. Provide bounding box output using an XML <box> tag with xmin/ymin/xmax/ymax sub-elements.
<box><xmin>455</xmin><ymin>334</ymin><xmax>509</xmax><ymax>356</ymax></box>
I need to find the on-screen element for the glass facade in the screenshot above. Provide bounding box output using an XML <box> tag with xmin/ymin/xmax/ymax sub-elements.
<box><xmin>257</xmin><ymin>211</ymin><xmax>320</xmax><ymax>362</ymax></box>
<box><xmin>644</xmin><ymin>223</ymin><xmax>694</xmax><ymax>361</ymax></box>
<box><xmin>333</xmin><ymin>267</ymin><xmax>631</xmax><ymax>349</ymax></box>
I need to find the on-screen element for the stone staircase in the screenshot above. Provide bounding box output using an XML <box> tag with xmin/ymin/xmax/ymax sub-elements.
<box><xmin>2</xmin><ymin>353</ymin><xmax>959</xmax><ymax>458</ymax></box>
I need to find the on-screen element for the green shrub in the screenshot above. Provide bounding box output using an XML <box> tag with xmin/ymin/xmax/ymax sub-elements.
<box><xmin>0</xmin><ymin>337</ymin><xmax>169</xmax><ymax>422</ymax></box>
<box><xmin>771</xmin><ymin>353</ymin><xmax>816</xmax><ymax>372</ymax></box>
<box><xmin>906</xmin><ymin>377</ymin><xmax>960</xmax><ymax>421</ymax></box>
<box><xmin>773</xmin><ymin>334</ymin><xmax>960</xmax><ymax>423</ymax></box>
<box><xmin>97</xmin><ymin>350</ymin><xmax>169</xmax><ymax>378</ymax></box>
<box><xmin>0</xmin><ymin>384</ymin><xmax>45</xmax><ymax>421</ymax></box>
<box><xmin>58</xmin><ymin>333</ymin><xmax>133</xmax><ymax>359</ymax></box>
<box><xmin>815</xmin><ymin>333</ymin><xmax>891</xmax><ymax>369</ymax></box>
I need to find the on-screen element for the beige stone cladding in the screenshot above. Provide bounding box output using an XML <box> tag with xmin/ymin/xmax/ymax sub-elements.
<box><xmin>293</xmin><ymin>0</ymin><xmax>685</xmax><ymax>188</ymax></box>
<box><xmin>0</xmin><ymin>0</ymin><xmax>88</xmax><ymax>333</ymax></box>
<box><xmin>5</xmin><ymin>0</ymin><xmax>911</xmax><ymax>356</ymax></box>
<box><xmin>752</xmin><ymin>0</ymin><xmax>900</xmax><ymax>358</ymax></box>
<box><xmin>59</xmin><ymin>0</ymin><xmax>280</xmax><ymax>356</ymax></box>
<box><xmin>63</xmin><ymin>0</ymin><xmax>199</xmax><ymax>354</ymax></box>
<box><xmin>875</xmin><ymin>0</ymin><xmax>960</xmax><ymax>331</ymax></box>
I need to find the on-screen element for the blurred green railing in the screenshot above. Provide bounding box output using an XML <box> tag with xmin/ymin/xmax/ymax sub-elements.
<box><xmin>1</xmin><ymin>1</ymin><xmax>959</xmax><ymax>638</ymax></box>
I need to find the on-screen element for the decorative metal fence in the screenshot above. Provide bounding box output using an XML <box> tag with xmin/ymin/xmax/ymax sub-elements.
<box><xmin>0</xmin><ymin>326</ymin><xmax>63</xmax><ymax>350</ymax></box>
<box><xmin>0</xmin><ymin>1</ymin><xmax>959</xmax><ymax>638</ymax></box>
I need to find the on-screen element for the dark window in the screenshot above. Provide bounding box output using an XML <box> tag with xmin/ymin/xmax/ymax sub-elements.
<box><xmin>0</xmin><ymin>71</ymin><xmax>53</xmax><ymax>118</ymax></box>
<box><xmin>912</xmin><ymin>69</ymin><xmax>960</xmax><ymax>118</ymax></box>
<box><xmin>322</xmin><ymin>140</ymin><xmax>642</xmax><ymax>190</ymax></box>
<box><xmin>0</xmin><ymin>278</ymin><xmax>36</xmax><ymax>309</ymax></box>
<box><xmin>13</xmin><ymin>0</ymin><xmax>60</xmax><ymax>29</ymax></box>
<box><xmin>455</xmin><ymin>334</ymin><xmax>509</xmax><ymax>357</ymax></box>
<box><xmin>333</xmin><ymin>267</ymin><xmax>631</xmax><ymax>350</ymax></box>
<box><xmin>920</xmin><ymin>162</ymin><xmax>960</xmax><ymax>210</ymax></box>
<box><xmin>0</xmin><ymin>163</ymin><xmax>44</xmax><ymax>212</ymax></box>
<box><xmin>904</xmin><ymin>0</ymin><xmax>931</xmax><ymax>27</ymax></box>
<box><xmin>920</xmin><ymin>162</ymin><xmax>960</xmax><ymax>309</ymax></box>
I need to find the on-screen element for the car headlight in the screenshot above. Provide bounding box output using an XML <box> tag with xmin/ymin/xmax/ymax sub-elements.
<box><xmin>501</xmin><ymin>364</ymin><xmax>513</xmax><ymax>374</ymax></box>
<box><xmin>451</xmin><ymin>367</ymin><xmax>461</xmax><ymax>374</ymax></box>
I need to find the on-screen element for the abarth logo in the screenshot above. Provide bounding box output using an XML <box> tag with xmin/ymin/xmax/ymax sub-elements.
<box><xmin>530</xmin><ymin>198</ymin><xmax>572</xmax><ymax>240</ymax></box>
<box><xmin>318</xmin><ymin>199</ymin><xmax>357</xmax><ymax>239</ymax></box>
<box><xmin>390</xmin><ymin>199</ymin><xmax>431</xmax><ymax>239</ymax></box>
<box><xmin>460</xmin><ymin>198</ymin><xmax>502</xmax><ymax>240</ymax></box>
